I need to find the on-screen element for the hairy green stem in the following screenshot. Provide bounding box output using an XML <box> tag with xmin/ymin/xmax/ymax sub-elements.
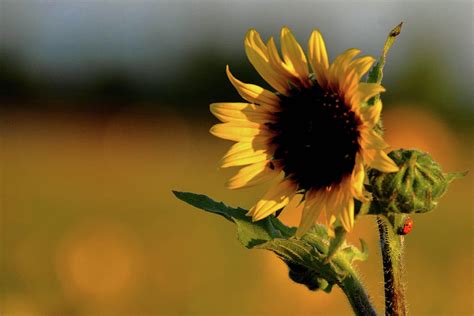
<box><xmin>338</xmin><ymin>268</ymin><xmax>378</xmax><ymax>316</ymax></box>
<box><xmin>377</xmin><ymin>216</ymin><xmax>407</xmax><ymax>316</ymax></box>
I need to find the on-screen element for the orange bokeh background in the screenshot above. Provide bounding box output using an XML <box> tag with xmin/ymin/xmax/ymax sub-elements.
<box><xmin>1</xmin><ymin>103</ymin><xmax>472</xmax><ymax>315</ymax></box>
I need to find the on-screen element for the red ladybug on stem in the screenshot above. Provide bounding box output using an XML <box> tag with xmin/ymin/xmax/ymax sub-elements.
<box><xmin>399</xmin><ymin>218</ymin><xmax>413</xmax><ymax>235</ymax></box>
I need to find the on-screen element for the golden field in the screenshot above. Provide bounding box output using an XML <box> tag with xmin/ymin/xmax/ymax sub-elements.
<box><xmin>1</xmin><ymin>103</ymin><xmax>472</xmax><ymax>315</ymax></box>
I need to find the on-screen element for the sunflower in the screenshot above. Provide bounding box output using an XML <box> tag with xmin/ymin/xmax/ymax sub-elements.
<box><xmin>210</xmin><ymin>27</ymin><xmax>399</xmax><ymax>236</ymax></box>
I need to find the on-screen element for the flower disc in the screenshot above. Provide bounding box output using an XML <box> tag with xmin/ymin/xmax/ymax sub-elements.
<box><xmin>271</xmin><ymin>84</ymin><xmax>361</xmax><ymax>190</ymax></box>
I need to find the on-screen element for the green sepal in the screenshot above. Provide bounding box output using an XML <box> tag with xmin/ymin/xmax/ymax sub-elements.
<box><xmin>174</xmin><ymin>191</ymin><xmax>369</xmax><ymax>293</ymax></box>
<box><xmin>172</xmin><ymin>191</ymin><xmax>294</xmax><ymax>248</ymax></box>
<box><xmin>444</xmin><ymin>171</ymin><xmax>468</xmax><ymax>183</ymax></box>
<box><xmin>366</xmin><ymin>22</ymin><xmax>403</xmax><ymax>105</ymax></box>
<box><xmin>367</xmin><ymin>22</ymin><xmax>403</xmax><ymax>85</ymax></box>
<box><xmin>326</xmin><ymin>226</ymin><xmax>347</xmax><ymax>262</ymax></box>
<box><xmin>355</xmin><ymin>199</ymin><xmax>371</xmax><ymax>216</ymax></box>
<box><xmin>340</xmin><ymin>239</ymin><xmax>369</xmax><ymax>263</ymax></box>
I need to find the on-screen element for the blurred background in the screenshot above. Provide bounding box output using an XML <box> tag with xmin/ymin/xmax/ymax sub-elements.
<box><xmin>0</xmin><ymin>0</ymin><xmax>472</xmax><ymax>315</ymax></box>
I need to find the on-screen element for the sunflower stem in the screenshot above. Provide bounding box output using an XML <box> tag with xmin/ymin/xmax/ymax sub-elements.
<box><xmin>377</xmin><ymin>216</ymin><xmax>407</xmax><ymax>316</ymax></box>
<box><xmin>338</xmin><ymin>267</ymin><xmax>378</xmax><ymax>316</ymax></box>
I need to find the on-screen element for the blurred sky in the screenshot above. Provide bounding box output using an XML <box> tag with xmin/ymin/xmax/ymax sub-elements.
<box><xmin>1</xmin><ymin>0</ymin><xmax>473</xmax><ymax>106</ymax></box>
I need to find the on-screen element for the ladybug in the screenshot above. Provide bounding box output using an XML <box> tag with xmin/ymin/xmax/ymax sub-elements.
<box><xmin>399</xmin><ymin>218</ymin><xmax>413</xmax><ymax>235</ymax></box>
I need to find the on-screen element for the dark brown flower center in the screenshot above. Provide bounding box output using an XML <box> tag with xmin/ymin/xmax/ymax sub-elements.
<box><xmin>268</xmin><ymin>82</ymin><xmax>361</xmax><ymax>191</ymax></box>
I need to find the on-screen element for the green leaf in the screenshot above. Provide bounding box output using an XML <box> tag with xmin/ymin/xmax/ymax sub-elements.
<box><xmin>172</xmin><ymin>191</ymin><xmax>295</xmax><ymax>248</ymax></box>
<box><xmin>172</xmin><ymin>190</ymin><xmax>238</xmax><ymax>221</ymax></box>
<box><xmin>173</xmin><ymin>191</ymin><xmax>369</xmax><ymax>293</ymax></box>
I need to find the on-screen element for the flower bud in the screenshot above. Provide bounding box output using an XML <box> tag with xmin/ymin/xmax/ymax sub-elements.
<box><xmin>286</xmin><ymin>261</ymin><xmax>333</xmax><ymax>292</ymax></box>
<box><xmin>368</xmin><ymin>149</ymin><xmax>451</xmax><ymax>214</ymax></box>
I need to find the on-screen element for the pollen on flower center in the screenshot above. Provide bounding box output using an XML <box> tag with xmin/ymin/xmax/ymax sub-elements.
<box><xmin>270</xmin><ymin>82</ymin><xmax>361</xmax><ymax>190</ymax></box>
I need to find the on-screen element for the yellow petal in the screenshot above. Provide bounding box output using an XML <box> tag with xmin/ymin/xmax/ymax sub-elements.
<box><xmin>308</xmin><ymin>29</ymin><xmax>329</xmax><ymax>87</ymax></box>
<box><xmin>325</xmin><ymin>213</ymin><xmax>338</xmax><ymax>237</ymax></box>
<box><xmin>360</xmin><ymin>99</ymin><xmax>382</xmax><ymax>128</ymax></box>
<box><xmin>360</xmin><ymin>129</ymin><xmax>389</xmax><ymax>150</ymax></box>
<box><xmin>222</xmin><ymin>153</ymin><xmax>269</xmax><ymax>168</ymax></box>
<box><xmin>333</xmin><ymin>48</ymin><xmax>361</xmax><ymax>71</ymax></box>
<box><xmin>221</xmin><ymin>144</ymin><xmax>270</xmax><ymax>168</ymax></box>
<box><xmin>342</xmin><ymin>57</ymin><xmax>375</xmax><ymax>98</ymax></box>
<box><xmin>332</xmin><ymin>48</ymin><xmax>361</xmax><ymax>67</ymax></box>
<box><xmin>222</xmin><ymin>141</ymin><xmax>261</xmax><ymax>157</ymax></box>
<box><xmin>245</xmin><ymin>29</ymin><xmax>289</xmax><ymax>93</ymax></box>
<box><xmin>339</xmin><ymin>198</ymin><xmax>355</xmax><ymax>231</ymax></box>
<box><xmin>340</xmin><ymin>68</ymin><xmax>359</xmax><ymax>98</ymax></box>
<box><xmin>267</xmin><ymin>37</ymin><xmax>299</xmax><ymax>80</ymax></box>
<box><xmin>296</xmin><ymin>190</ymin><xmax>326</xmax><ymax>237</ymax></box>
<box><xmin>350</xmin><ymin>83</ymin><xmax>385</xmax><ymax>106</ymax></box>
<box><xmin>210</xmin><ymin>102</ymin><xmax>273</xmax><ymax>123</ymax></box>
<box><xmin>351</xmin><ymin>154</ymin><xmax>370</xmax><ymax>202</ymax></box>
<box><xmin>227</xmin><ymin>160</ymin><xmax>280</xmax><ymax>189</ymax></box>
<box><xmin>328</xmin><ymin>48</ymin><xmax>361</xmax><ymax>87</ymax></box>
<box><xmin>210</xmin><ymin>122</ymin><xmax>273</xmax><ymax>142</ymax></box>
<box><xmin>280</xmin><ymin>193</ymin><xmax>304</xmax><ymax>215</ymax></box>
<box><xmin>349</xmin><ymin>56</ymin><xmax>376</xmax><ymax>78</ymax></box>
<box><xmin>280</xmin><ymin>27</ymin><xmax>309</xmax><ymax>82</ymax></box>
<box><xmin>363</xmin><ymin>149</ymin><xmax>399</xmax><ymax>173</ymax></box>
<box><xmin>226</xmin><ymin>66</ymin><xmax>280</xmax><ymax>109</ymax></box>
<box><xmin>249</xmin><ymin>179</ymin><xmax>296</xmax><ymax>221</ymax></box>
<box><xmin>308</xmin><ymin>30</ymin><xmax>329</xmax><ymax>70</ymax></box>
<box><xmin>245</xmin><ymin>28</ymin><xmax>267</xmax><ymax>53</ymax></box>
<box><xmin>324</xmin><ymin>184</ymin><xmax>348</xmax><ymax>218</ymax></box>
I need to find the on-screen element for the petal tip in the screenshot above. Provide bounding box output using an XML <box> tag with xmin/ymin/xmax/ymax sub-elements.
<box><xmin>310</xmin><ymin>29</ymin><xmax>323</xmax><ymax>39</ymax></box>
<box><xmin>209</xmin><ymin>103</ymin><xmax>218</xmax><ymax>114</ymax></box>
<box><xmin>281</xmin><ymin>26</ymin><xmax>293</xmax><ymax>36</ymax></box>
<box><xmin>246</xmin><ymin>28</ymin><xmax>257</xmax><ymax>35</ymax></box>
<box><xmin>250</xmin><ymin>214</ymin><xmax>260</xmax><ymax>222</ymax></box>
<box><xmin>244</xmin><ymin>29</ymin><xmax>259</xmax><ymax>45</ymax></box>
<box><xmin>225</xmin><ymin>180</ymin><xmax>240</xmax><ymax>190</ymax></box>
<box><xmin>388</xmin><ymin>164</ymin><xmax>400</xmax><ymax>173</ymax></box>
<box><xmin>209</xmin><ymin>125</ymin><xmax>219</xmax><ymax>137</ymax></box>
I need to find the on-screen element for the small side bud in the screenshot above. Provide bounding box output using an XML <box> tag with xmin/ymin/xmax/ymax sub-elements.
<box><xmin>286</xmin><ymin>261</ymin><xmax>333</xmax><ymax>292</ymax></box>
<box><xmin>368</xmin><ymin>149</ymin><xmax>462</xmax><ymax>215</ymax></box>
